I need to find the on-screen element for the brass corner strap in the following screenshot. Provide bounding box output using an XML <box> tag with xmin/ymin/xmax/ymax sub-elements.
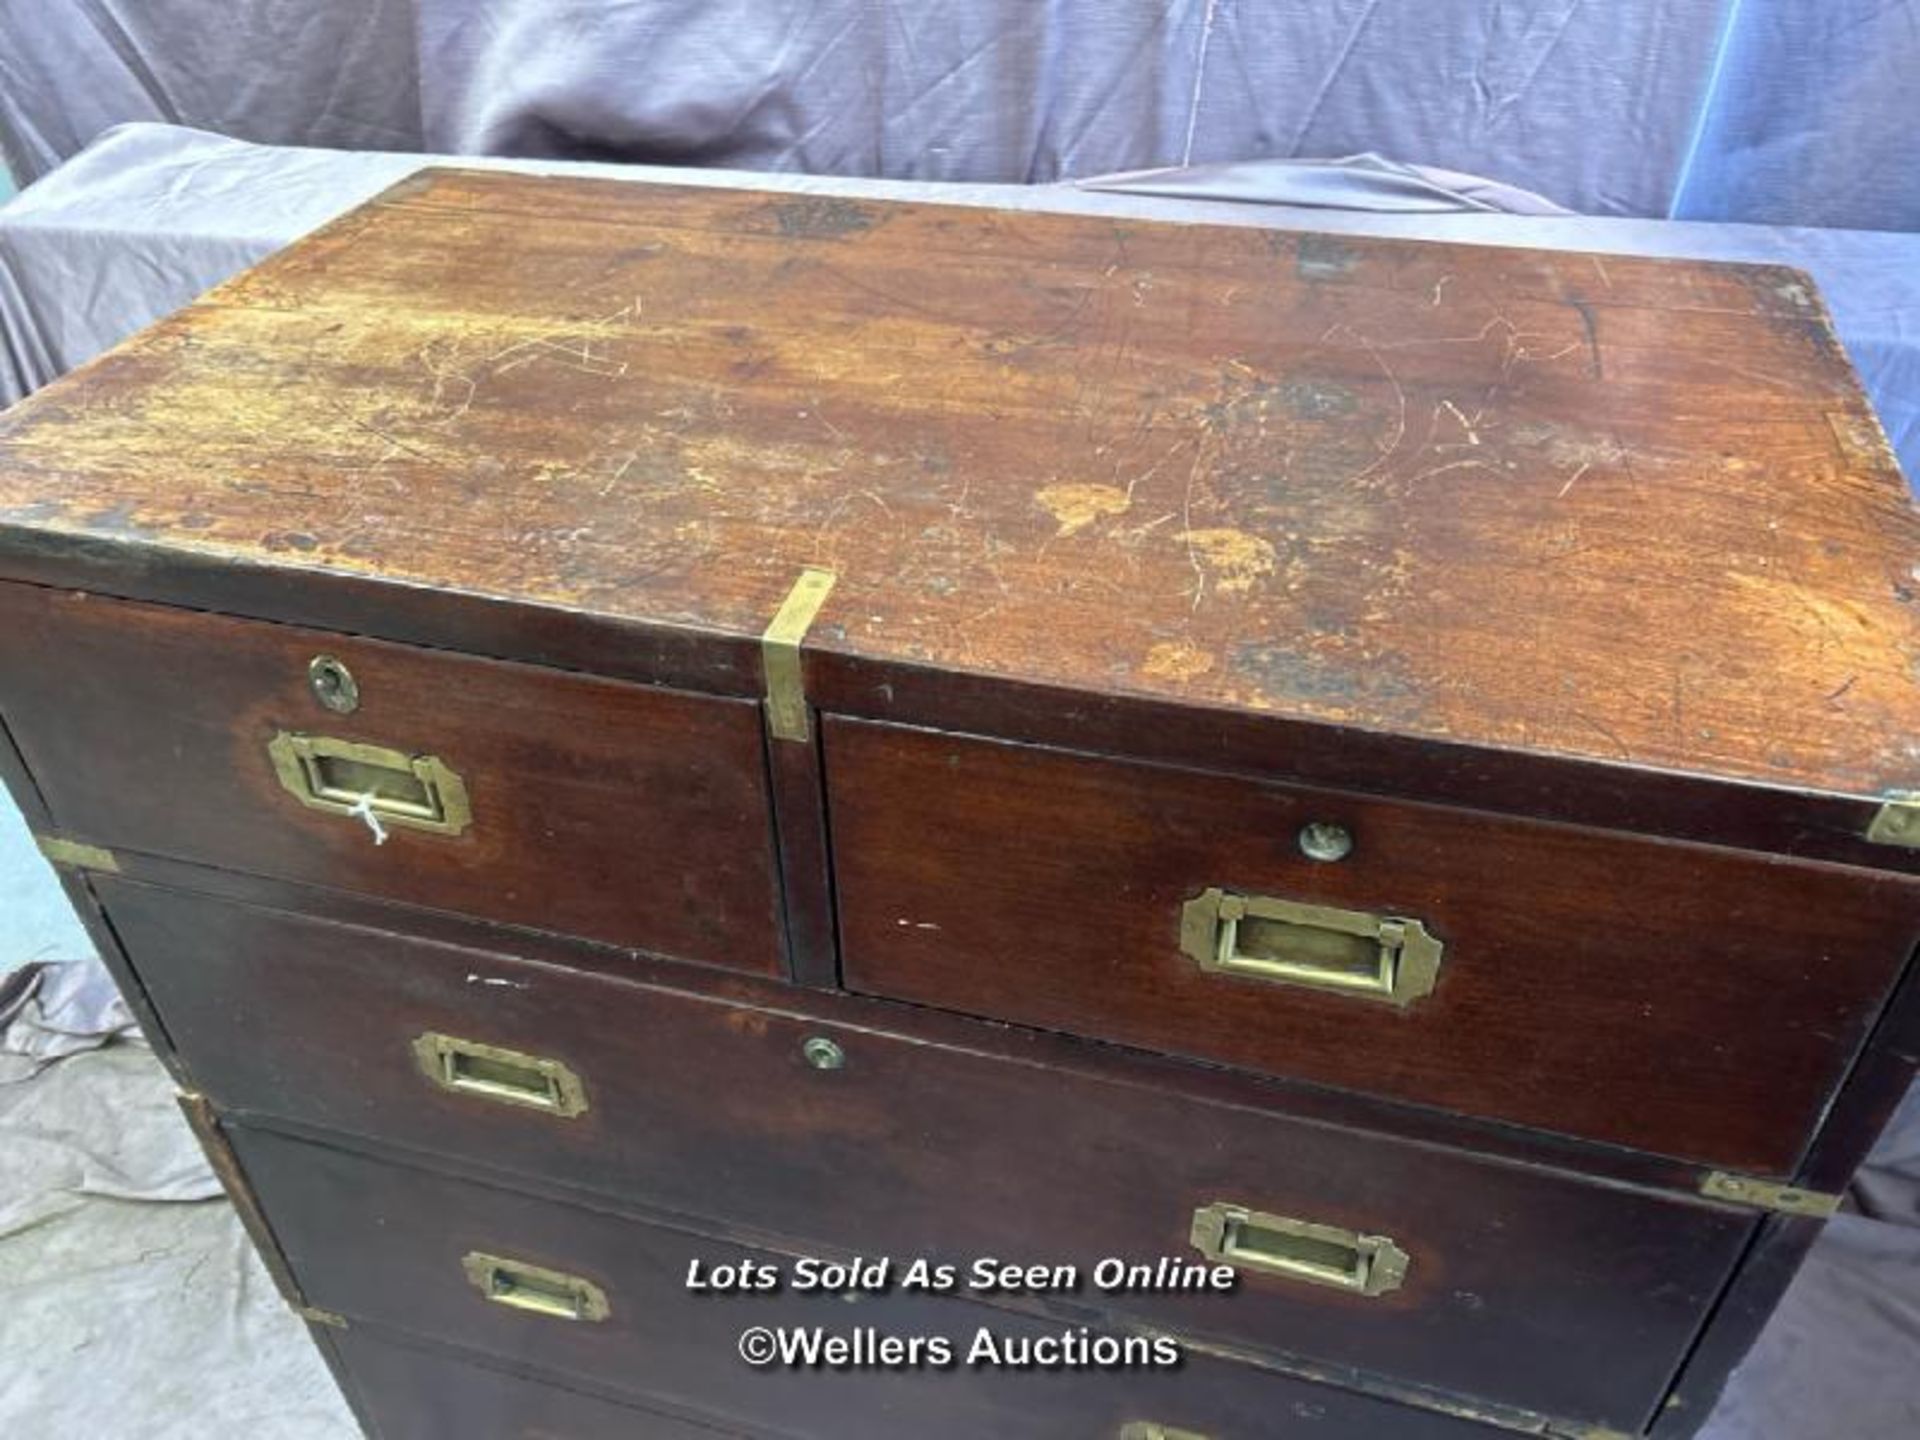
<box><xmin>1866</xmin><ymin>794</ymin><xmax>1920</xmax><ymax>849</ymax></box>
<box><xmin>34</xmin><ymin>835</ymin><xmax>119</xmax><ymax>872</ymax></box>
<box><xmin>1700</xmin><ymin>1171</ymin><xmax>1841</xmax><ymax>1218</ymax></box>
<box><xmin>762</xmin><ymin>567</ymin><xmax>838</xmax><ymax>743</ymax></box>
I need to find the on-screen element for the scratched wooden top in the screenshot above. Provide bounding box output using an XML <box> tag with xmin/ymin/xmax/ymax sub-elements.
<box><xmin>0</xmin><ymin>168</ymin><xmax>1916</xmax><ymax>806</ymax></box>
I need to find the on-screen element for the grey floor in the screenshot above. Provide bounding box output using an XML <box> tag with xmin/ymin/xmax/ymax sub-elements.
<box><xmin>0</xmin><ymin>1047</ymin><xmax>356</xmax><ymax>1438</ymax></box>
<box><xmin>0</xmin><ymin>794</ymin><xmax>357</xmax><ymax>1436</ymax></box>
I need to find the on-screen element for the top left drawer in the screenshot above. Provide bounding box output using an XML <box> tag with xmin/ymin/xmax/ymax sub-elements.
<box><xmin>0</xmin><ymin>582</ymin><xmax>785</xmax><ymax>975</ymax></box>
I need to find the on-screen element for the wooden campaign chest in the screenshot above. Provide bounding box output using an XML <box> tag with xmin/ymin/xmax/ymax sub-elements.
<box><xmin>2</xmin><ymin>169</ymin><xmax>1918</xmax><ymax>1439</ymax></box>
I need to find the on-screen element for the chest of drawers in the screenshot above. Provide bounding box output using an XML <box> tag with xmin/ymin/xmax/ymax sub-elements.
<box><xmin>2</xmin><ymin>169</ymin><xmax>1917</xmax><ymax>1440</ymax></box>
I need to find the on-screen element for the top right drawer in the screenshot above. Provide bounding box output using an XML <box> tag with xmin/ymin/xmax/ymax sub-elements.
<box><xmin>827</xmin><ymin>719</ymin><xmax>1920</xmax><ymax>1176</ymax></box>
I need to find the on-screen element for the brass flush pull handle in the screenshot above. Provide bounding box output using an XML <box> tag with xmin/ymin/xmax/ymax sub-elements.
<box><xmin>268</xmin><ymin>731</ymin><xmax>472</xmax><ymax>839</ymax></box>
<box><xmin>462</xmin><ymin>1252</ymin><xmax>610</xmax><ymax>1322</ymax></box>
<box><xmin>1191</xmin><ymin>1202</ymin><xmax>1409</xmax><ymax>1298</ymax></box>
<box><xmin>1179</xmin><ymin>888</ymin><xmax>1442</xmax><ymax>1008</ymax></box>
<box><xmin>1119</xmin><ymin>1425</ymin><xmax>1211</xmax><ymax>1440</ymax></box>
<box><xmin>412</xmin><ymin>1033</ymin><xmax>588</xmax><ymax>1118</ymax></box>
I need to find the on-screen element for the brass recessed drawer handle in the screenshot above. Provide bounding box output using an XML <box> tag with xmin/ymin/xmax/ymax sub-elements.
<box><xmin>1179</xmin><ymin>887</ymin><xmax>1442</xmax><ymax>1008</ymax></box>
<box><xmin>412</xmin><ymin>1033</ymin><xmax>588</xmax><ymax>1118</ymax></box>
<box><xmin>462</xmin><ymin>1251</ymin><xmax>610</xmax><ymax>1322</ymax></box>
<box><xmin>1191</xmin><ymin>1202</ymin><xmax>1410</xmax><ymax>1298</ymax></box>
<box><xmin>268</xmin><ymin>731</ymin><xmax>472</xmax><ymax>840</ymax></box>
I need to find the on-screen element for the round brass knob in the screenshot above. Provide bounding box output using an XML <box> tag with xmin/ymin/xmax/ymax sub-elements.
<box><xmin>1297</xmin><ymin>821</ymin><xmax>1353</xmax><ymax>863</ymax></box>
<box><xmin>307</xmin><ymin>655</ymin><xmax>360</xmax><ymax>715</ymax></box>
<box><xmin>802</xmin><ymin>1036</ymin><xmax>845</xmax><ymax>1071</ymax></box>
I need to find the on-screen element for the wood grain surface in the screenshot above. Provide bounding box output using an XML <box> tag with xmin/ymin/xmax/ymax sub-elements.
<box><xmin>101</xmin><ymin>879</ymin><xmax>1749</xmax><ymax>1430</ymax></box>
<box><xmin>88</xmin><ymin>847</ymin><xmax>1724</xmax><ymax>1198</ymax></box>
<box><xmin>0</xmin><ymin>581</ymin><xmax>785</xmax><ymax>973</ymax></box>
<box><xmin>0</xmin><ymin>169</ymin><xmax>1913</xmax><ymax>824</ymax></box>
<box><xmin>324</xmin><ymin>1327</ymin><xmax>746</xmax><ymax>1439</ymax></box>
<box><xmin>237</xmin><ymin>1123</ymin><xmax>1711</xmax><ymax>1438</ymax></box>
<box><xmin>828</xmin><ymin>719</ymin><xmax>1920</xmax><ymax>1174</ymax></box>
<box><xmin>279</xmin><ymin>1143</ymin><xmax>1507</xmax><ymax>1440</ymax></box>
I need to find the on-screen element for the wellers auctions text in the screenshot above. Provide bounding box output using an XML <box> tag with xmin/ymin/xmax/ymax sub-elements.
<box><xmin>688</xmin><ymin>1254</ymin><xmax>1238</xmax><ymax>1297</ymax></box>
<box><xmin>755</xmin><ymin>1325</ymin><xmax>1183</xmax><ymax>1370</ymax></box>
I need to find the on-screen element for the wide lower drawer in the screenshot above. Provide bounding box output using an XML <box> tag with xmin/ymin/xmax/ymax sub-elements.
<box><xmin>262</xmin><ymin>1130</ymin><xmax>1500</xmax><ymax>1440</ymax></box>
<box><xmin>329</xmin><ymin>1326</ymin><xmax>743</xmax><ymax>1439</ymax></box>
<box><xmin>826</xmin><ymin>718</ymin><xmax>1920</xmax><ymax>1173</ymax></box>
<box><xmin>0</xmin><ymin>581</ymin><xmax>783</xmax><ymax>973</ymax></box>
<box><xmin>110</xmin><ymin>878</ymin><xmax>1751</xmax><ymax>1429</ymax></box>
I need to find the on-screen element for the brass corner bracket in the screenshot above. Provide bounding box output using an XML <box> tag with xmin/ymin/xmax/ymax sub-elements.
<box><xmin>1866</xmin><ymin>794</ymin><xmax>1920</xmax><ymax>849</ymax></box>
<box><xmin>762</xmin><ymin>567</ymin><xmax>838</xmax><ymax>743</ymax></box>
<box><xmin>34</xmin><ymin>834</ymin><xmax>119</xmax><ymax>872</ymax></box>
<box><xmin>1700</xmin><ymin>1171</ymin><xmax>1840</xmax><ymax>1218</ymax></box>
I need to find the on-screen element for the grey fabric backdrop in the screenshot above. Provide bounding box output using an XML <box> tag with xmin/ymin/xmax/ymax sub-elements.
<box><xmin>4</xmin><ymin>2</ymin><xmax>1920</xmax><ymax>228</ymax></box>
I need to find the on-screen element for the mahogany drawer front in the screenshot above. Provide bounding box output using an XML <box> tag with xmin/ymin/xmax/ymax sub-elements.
<box><xmin>254</xmin><ymin>1130</ymin><xmax>1499</xmax><ymax>1440</ymax></box>
<box><xmin>109</xmin><ymin>880</ymin><xmax>1747</xmax><ymax>1429</ymax></box>
<box><xmin>826</xmin><ymin>718</ymin><xmax>1920</xmax><ymax>1174</ymax></box>
<box><xmin>329</xmin><ymin>1327</ymin><xmax>745</xmax><ymax>1439</ymax></box>
<box><xmin>0</xmin><ymin>582</ymin><xmax>783</xmax><ymax>974</ymax></box>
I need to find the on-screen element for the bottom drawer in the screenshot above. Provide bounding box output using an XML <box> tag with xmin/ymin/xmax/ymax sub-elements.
<box><xmin>249</xmin><ymin>1127</ymin><xmax>1494</xmax><ymax>1440</ymax></box>
<box><xmin>328</xmin><ymin>1326</ymin><xmax>741</xmax><ymax>1438</ymax></box>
